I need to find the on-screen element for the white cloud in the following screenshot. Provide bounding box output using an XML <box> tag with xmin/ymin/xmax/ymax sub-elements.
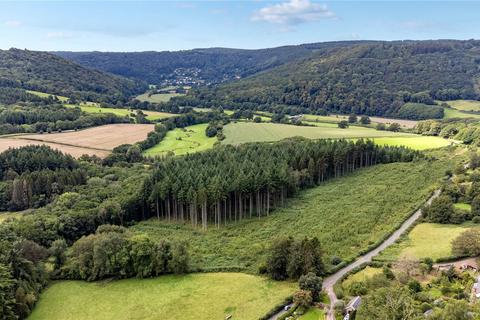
<box><xmin>46</xmin><ymin>31</ymin><xmax>72</xmax><ymax>39</ymax></box>
<box><xmin>4</xmin><ymin>20</ymin><xmax>23</xmax><ymax>28</ymax></box>
<box><xmin>252</xmin><ymin>0</ymin><xmax>335</xmax><ymax>26</ymax></box>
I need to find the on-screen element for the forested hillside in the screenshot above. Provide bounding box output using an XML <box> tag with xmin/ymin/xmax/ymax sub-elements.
<box><xmin>55</xmin><ymin>42</ymin><xmax>369</xmax><ymax>85</ymax></box>
<box><xmin>0</xmin><ymin>49</ymin><xmax>146</xmax><ymax>103</ymax></box>
<box><xmin>187</xmin><ymin>40</ymin><xmax>480</xmax><ymax>119</ymax></box>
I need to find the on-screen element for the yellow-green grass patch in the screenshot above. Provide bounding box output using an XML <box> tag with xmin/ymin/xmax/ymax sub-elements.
<box><xmin>143</xmin><ymin>123</ymin><xmax>216</xmax><ymax>156</ymax></box>
<box><xmin>221</xmin><ymin>122</ymin><xmax>413</xmax><ymax>145</ymax></box>
<box><xmin>27</xmin><ymin>90</ymin><xmax>69</xmax><ymax>102</ymax></box>
<box><xmin>342</xmin><ymin>267</ymin><xmax>383</xmax><ymax>288</ymax></box>
<box><xmin>371</xmin><ymin>136</ymin><xmax>455</xmax><ymax>150</ymax></box>
<box><xmin>454</xmin><ymin>203</ymin><xmax>472</xmax><ymax>211</ymax></box>
<box><xmin>28</xmin><ymin>273</ymin><xmax>295</xmax><ymax>320</ymax></box>
<box><xmin>443</xmin><ymin>108</ymin><xmax>480</xmax><ymax>119</ymax></box>
<box><xmin>399</xmin><ymin>223</ymin><xmax>479</xmax><ymax>261</ymax></box>
<box><xmin>0</xmin><ymin>212</ymin><xmax>23</xmax><ymax>223</ymax></box>
<box><xmin>65</xmin><ymin>104</ymin><xmax>176</xmax><ymax>120</ymax></box>
<box><xmin>445</xmin><ymin>100</ymin><xmax>480</xmax><ymax>112</ymax></box>
<box><xmin>136</xmin><ymin>92</ymin><xmax>185</xmax><ymax>103</ymax></box>
<box><xmin>299</xmin><ymin>308</ymin><xmax>326</xmax><ymax>320</ymax></box>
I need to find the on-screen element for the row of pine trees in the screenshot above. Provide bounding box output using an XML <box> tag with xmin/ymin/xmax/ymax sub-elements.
<box><xmin>143</xmin><ymin>138</ymin><xmax>421</xmax><ymax>229</ymax></box>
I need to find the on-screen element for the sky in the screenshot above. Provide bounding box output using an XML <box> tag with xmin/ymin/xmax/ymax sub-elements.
<box><xmin>0</xmin><ymin>0</ymin><xmax>479</xmax><ymax>52</ymax></box>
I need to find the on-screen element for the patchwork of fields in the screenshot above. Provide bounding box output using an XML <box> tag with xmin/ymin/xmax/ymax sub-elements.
<box><xmin>0</xmin><ymin>124</ymin><xmax>154</xmax><ymax>158</ymax></box>
<box><xmin>28</xmin><ymin>273</ymin><xmax>295</xmax><ymax>320</ymax></box>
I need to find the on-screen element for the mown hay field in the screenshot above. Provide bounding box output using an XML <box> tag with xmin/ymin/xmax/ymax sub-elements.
<box><xmin>28</xmin><ymin>273</ymin><xmax>295</xmax><ymax>320</ymax></box>
<box><xmin>0</xmin><ymin>124</ymin><xmax>154</xmax><ymax>158</ymax></box>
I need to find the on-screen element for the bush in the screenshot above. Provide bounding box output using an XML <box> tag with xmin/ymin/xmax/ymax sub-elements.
<box><xmin>338</xmin><ymin>120</ymin><xmax>349</xmax><ymax>129</ymax></box>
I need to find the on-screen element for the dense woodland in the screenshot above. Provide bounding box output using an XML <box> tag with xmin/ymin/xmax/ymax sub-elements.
<box><xmin>55</xmin><ymin>42</ymin><xmax>367</xmax><ymax>85</ymax></box>
<box><xmin>415</xmin><ymin>118</ymin><xmax>480</xmax><ymax>145</ymax></box>
<box><xmin>0</xmin><ymin>146</ymin><xmax>86</xmax><ymax>211</ymax></box>
<box><xmin>178</xmin><ymin>40</ymin><xmax>480</xmax><ymax>119</ymax></box>
<box><xmin>143</xmin><ymin>139</ymin><xmax>421</xmax><ymax>229</ymax></box>
<box><xmin>0</xmin><ymin>49</ymin><xmax>146</xmax><ymax>103</ymax></box>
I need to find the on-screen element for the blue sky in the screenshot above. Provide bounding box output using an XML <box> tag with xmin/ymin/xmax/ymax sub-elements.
<box><xmin>0</xmin><ymin>1</ymin><xmax>479</xmax><ymax>52</ymax></box>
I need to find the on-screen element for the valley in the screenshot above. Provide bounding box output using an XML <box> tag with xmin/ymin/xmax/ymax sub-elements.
<box><xmin>1</xmin><ymin>30</ymin><xmax>480</xmax><ymax>320</ymax></box>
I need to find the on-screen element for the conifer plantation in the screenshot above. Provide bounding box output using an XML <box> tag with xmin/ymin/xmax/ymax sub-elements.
<box><xmin>143</xmin><ymin>139</ymin><xmax>421</xmax><ymax>229</ymax></box>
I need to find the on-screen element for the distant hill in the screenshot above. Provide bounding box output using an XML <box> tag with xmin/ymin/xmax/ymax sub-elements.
<box><xmin>191</xmin><ymin>40</ymin><xmax>480</xmax><ymax>119</ymax></box>
<box><xmin>0</xmin><ymin>48</ymin><xmax>146</xmax><ymax>103</ymax></box>
<box><xmin>55</xmin><ymin>41</ymin><xmax>370</xmax><ymax>86</ymax></box>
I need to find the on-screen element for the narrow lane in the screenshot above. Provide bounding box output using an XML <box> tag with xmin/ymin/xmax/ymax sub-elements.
<box><xmin>322</xmin><ymin>189</ymin><xmax>441</xmax><ymax>320</ymax></box>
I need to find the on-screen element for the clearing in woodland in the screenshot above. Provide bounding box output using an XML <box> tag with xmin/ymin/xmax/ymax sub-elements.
<box><xmin>28</xmin><ymin>273</ymin><xmax>295</xmax><ymax>320</ymax></box>
<box><xmin>143</xmin><ymin>123</ymin><xmax>216</xmax><ymax>156</ymax></box>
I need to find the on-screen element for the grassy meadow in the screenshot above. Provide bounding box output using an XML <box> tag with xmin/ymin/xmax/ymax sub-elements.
<box><xmin>443</xmin><ymin>107</ymin><xmax>480</xmax><ymax>119</ymax></box>
<box><xmin>299</xmin><ymin>308</ymin><xmax>326</xmax><ymax>320</ymax></box>
<box><xmin>371</xmin><ymin>136</ymin><xmax>454</xmax><ymax>150</ymax></box>
<box><xmin>342</xmin><ymin>267</ymin><xmax>383</xmax><ymax>288</ymax></box>
<box><xmin>136</xmin><ymin>92</ymin><xmax>185</xmax><ymax>103</ymax></box>
<box><xmin>65</xmin><ymin>104</ymin><xmax>175</xmax><ymax>121</ymax></box>
<box><xmin>26</xmin><ymin>90</ymin><xmax>69</xmax><ymax>102</ymax></box>
<box><xmin>221</xmin><ymin>122</ymin><xmax>412</xmax><ymax>145</ymax></box>
<box><xmin>28</xmin><ymin>273</ymin><xmax>295</xmax><ymax>320</ymax></box>
<box><xmin>132</xmin><ymin>152</ymin><xmax>458</xmax><ymax>271</ymax></box>
<box><xmin>143</xmin><ymin>123</ymin><xmax>216</xmax><ymax>156</ymax></box>
<box><xmin>377</xmin><ymin>223</ymin><xmax>479</xmax><ymax>262</ymax></box>
<box><xmin>445</xmin><ymin>100</ymin><xmax>480</xmax><ymax>112</ymax></box>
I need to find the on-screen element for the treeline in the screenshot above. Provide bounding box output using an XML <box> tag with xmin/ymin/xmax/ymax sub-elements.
<box><xmin>184</xmin><ymin>40</ymin><xmax>480</xmax><ymax>119</ymax></box>
<box><xmin>415</xmin><ymin>119</ymin><xmax>480</xmax><ymax>145</ymax></box>
<box><xmin>264</xmin><ymin>237</ymin><xmax>324</xmax><ymax>280</ymax></box>
<box><xmin>0</xmin><ymin>146</ymin><xmax>86</xmax><ymax>211</ymax></box>
<box><xmin>62</xmin><ymin>225</ymin><xmax>189</xmax><ymax>281</ymax></box>
<box><xmin>0</xmin><ymin>48</ymin><xmax>146</xmax><ymax>103</ymax></box>
<box><xmin>0</xmin><ymin>102</ymin><xmax>131</xmax><ymax>135</ymax></box>
<box><xmin>143</xmin><ymin>139</ymin><xmax>421</xmax><ymax>229</ymax></box>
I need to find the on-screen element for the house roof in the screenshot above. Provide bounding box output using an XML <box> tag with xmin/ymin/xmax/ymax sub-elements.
<box><xmin>346</xmin><ymin>296</ymin><xmax>362</xmax><ymax>310</ymax></box>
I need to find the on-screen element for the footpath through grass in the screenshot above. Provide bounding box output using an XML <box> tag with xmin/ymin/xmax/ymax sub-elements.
<box><xmin>143</xmin><ymin>123</ymin><xmax>217</xmax><ymax>156</ymax></box>
<box><xmin>133</xmin><ymin>150</ymin><xmax>458</xmax><ymax>271</ymax></box>
<box><xmin>28</xmin><ymin>273</ymin><xmax>295</xmax><ymax>320</ymax></box>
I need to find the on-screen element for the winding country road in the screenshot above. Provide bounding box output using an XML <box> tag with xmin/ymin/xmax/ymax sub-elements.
<box><xmin>322</xmin><ymin>189</ymin><xmax>441</xmax><ymax>320</ymax></box>
<box><xmin>267</xmin><ymin>189</ymin><xmax>442</xmax><ymax>320</ymax></box>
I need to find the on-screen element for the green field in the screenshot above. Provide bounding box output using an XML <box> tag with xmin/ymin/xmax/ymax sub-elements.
<box><xmin>221</xmin><ymin>122</ymin><xmax>452</xmax><ymax>150</ymax></box>
<box><xmin>132</xmin><ymin>153</ymin><xmax>456</xmax><ymax>271</ymax></box>
<box><xmin>299</xmin><ymin>308</ymin><xmax>325</xmax><ymax>320</ymax></box>
<box><xmin>378</xmin><ymin>223</ymin><xmax>478</xmax><ymax>262</ymax></box>
<box><xmin>221</xmin><ymin>122</ymin><xmax>412</xmax><ymax>145</ymax></box>
<box><xmin>445</xmin><ymin>100</ymin><xmax>480</xmax><ymax>112</ymax></box>
<box><xmin>342</xmin><ymin>267</ymin><xmax>383</xmax><ymax>288</ymax></box>
<box><xmin>371</xmin><ymin>136</ymin><xmax>454</xmax><ymax>150</ymax></box>
<box><xmin>443</xmin><ymin>107</ymin><xmax>480</xmax><ymax>119</ymax></box>
<box><xmin>136</xmin><ymin>92</ymin><xmax>185</xmax><ymax>103</ymax></box>
<box><xmin>28</xmin><ymin>273</ymin><xmax>295</xmax><ymax>320</ymax></box>
<box><xmin>65</xmin><ymin>104</ymin><xmax>176</xmax><ymax>121</ymax></box>
<box><xmin>27</xmin><ymin>90</ymin><xmax>69</xmax><ymax>102</ymax></box>
<box><xmin>143</xmin><ymin>123</ymin><xmax>216</xmax><ymax>156</ymax></box>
